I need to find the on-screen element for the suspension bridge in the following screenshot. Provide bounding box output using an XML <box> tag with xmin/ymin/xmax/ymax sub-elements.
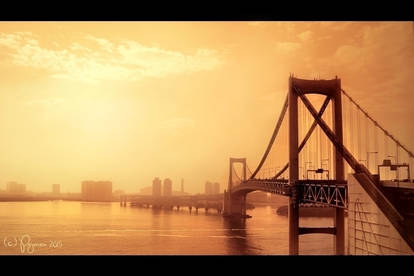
<box><xmin>223</xmin><ymin>75</ymin><xmax>414</xmax><ymax>255</ymax></box>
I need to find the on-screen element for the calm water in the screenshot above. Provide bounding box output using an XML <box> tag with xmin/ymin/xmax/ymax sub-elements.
<box><xmin>0</xmin><ymin>201</ymin><xmax>337</xmax><ymax>255</ymax></box>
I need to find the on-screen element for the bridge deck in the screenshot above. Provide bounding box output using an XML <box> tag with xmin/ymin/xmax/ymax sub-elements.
<box><xmin>232</xmin><ymin>179</ymin><xmax>348</xmax><ymax>208</ymax></box>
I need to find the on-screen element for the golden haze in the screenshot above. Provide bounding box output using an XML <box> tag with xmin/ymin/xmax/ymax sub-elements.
<box><xmin>0</xmin><ymin>22</ymin><xmax>413</xmax><ymax>194</ymax></box>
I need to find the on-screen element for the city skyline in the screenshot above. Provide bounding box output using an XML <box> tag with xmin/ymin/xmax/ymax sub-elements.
<box><xmin>0</xmin><ymin>176</ymin><xmax>217</xmax><ymax>194</ymax></box>
<box><xmin>0</xmin><ymin>22</ymin><xmax>413</xmax><ymax>194</ymax></box>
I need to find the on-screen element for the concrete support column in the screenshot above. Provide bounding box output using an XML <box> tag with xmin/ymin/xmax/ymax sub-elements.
<box><xmin>243</xmin><ymin>159</ymin><xmax>247</xmax><ymax>181</ymax></box>
<box><xmin>333</xmin><ymin>77</ymin><xmax>345</xmax><ymax>255</ymax></box>
<box><xmin>228</xmin><ymin>158</ymin><xmax>233</xmax><ymax>191</ymax></box>
<box><xmin>289</xmin><ymin>76</ymin><xmax>300</xmax><ymax>255</ymax></box>
<box><xmin>242</xmin><ymin>194</ymin><xmax>246</xmax><ymax>217</ymax></box>
<box><xmin>223</xmin><ymin>189</ymin><xmax>230</xmax><ymax>216</ymax></box>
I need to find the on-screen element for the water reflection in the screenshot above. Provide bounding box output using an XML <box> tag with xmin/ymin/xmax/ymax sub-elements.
<box><xmin>0</xmin><ymin>202</ymin><xmax>334</xmax><ymax>255</ymax></box>
<box><xmin>223</xmin><ymin>217</ymin><xmax>254</xmax><ymax>255</ymax></box>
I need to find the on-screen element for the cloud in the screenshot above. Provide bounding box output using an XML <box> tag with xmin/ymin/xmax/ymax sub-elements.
<box><xmin>0</xmin><ymin>32</ymin><xmax>223</xmax><ymax>84</ymax></box>
<box><xmin>160</xmin><ymin>118</ymin><xmax>195</xmax><ymax>131</ymax></box>
<box><xmin>319</xmin><ymin>22</ymin><xmax>353</xmax><ymax>31</ymax></box>
<box><xmin>85</xmin><ymin>35</ymin><xmax>114</xmax><ymax>53</ymax></box>
<box><xmin>24</xmin><ymin>98</ymin><xmax>65</xmax><ymax>107</ymax></box>
<box><xmin>275</xmin><ymin>41</ymin><xmax>301</xmax><ymax>53</ymax></box>
<box><xmin>297</xmin><ymin>30</ymin><xmax>313</xmax><ymax>41</ymax></box>
<box><xmin>0</xmin><ymin>32</ymin><xmax>34</xmax><ymax>48</ymax></box>
<box><xmin>247</xmin><ymin>22</ymin><xmax>262</xmax><ymax>27</ymax></box>
<box><xmin>70</xmin><ymin>42</ymin><xmax>90</xmax><ymax>52</ymax></box>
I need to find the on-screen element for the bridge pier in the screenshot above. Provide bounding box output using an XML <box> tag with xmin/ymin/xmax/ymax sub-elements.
<box><xmin>223</xmin><ymin>190</ymin><xmax>246</xmax><ymax>218</ymax></box>
<box><xmin>120</xmin><ymin>196</ymin><xmax>127</xmax><ymax>207</ymax></box>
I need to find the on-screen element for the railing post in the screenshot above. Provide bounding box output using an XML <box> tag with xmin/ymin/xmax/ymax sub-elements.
<box><xmin>243</xmin><ymin>159</ymin><xmax>247</xmax><ymax>181</ymax></box>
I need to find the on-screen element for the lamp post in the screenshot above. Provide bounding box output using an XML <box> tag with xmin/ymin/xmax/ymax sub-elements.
<box><xmin>275</xmin><ymin>166</ymin><xmax>280</xmax><ymax>179</ymax></box>
<box><xmin>305</xmin><ymin>162</ymin><xmax>312</xmax><ymax>179</ymax></box>
<box><xmin>321</xmin><ymin>158</ymin><xmax>329</xmax><ymax>179</ymax></box>
<box><xmin>387</xmin><ymin>155</ymin><xmax>399</xmax><ymax>186</ymax></box>
<box><xmin>321</xmin><ymin>158</ymin><xmax>329</xmax><ymax>169</ymax></box>
<box><xmin>388</xmin><ymin>155</ymin><xmax>399</xmax><ymax>187</ymax></box>
<box><xmin>367</xmin><ymin>151</ymin><xmax>378</xmax><ymax>173</ymax></box>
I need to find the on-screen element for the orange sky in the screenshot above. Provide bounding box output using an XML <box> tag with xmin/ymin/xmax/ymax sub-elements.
<box><xmin>0</xmin><ymin>22</ymin><xmax>413</xmax><ymax>193</ymax></box>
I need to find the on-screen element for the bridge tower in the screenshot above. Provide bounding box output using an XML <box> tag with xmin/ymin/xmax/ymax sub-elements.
<box><xmin>224</xmin><ymin>75</ymin><xmax>414</xmax><ymax>255</ymax></box>
<box><xmin>223</xmin><ymin>157</ymin><xmax>247</xmax><ymax>217</ymax></box>
<box><xmin>288</xmin><ymin>75</ymin><xmax>344</xmax><ymax>255</ymax></box>
<box><xmin>288</xmin><ymin>76</ymin><xmax>300</xmax><ymax>255</ymax></box>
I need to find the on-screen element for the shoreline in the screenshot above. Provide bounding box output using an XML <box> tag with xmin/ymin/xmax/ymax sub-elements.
<box><xmin>0</xmin><ymin>197</ymin><xmax>115</xmax><ymax>203</ymax></box>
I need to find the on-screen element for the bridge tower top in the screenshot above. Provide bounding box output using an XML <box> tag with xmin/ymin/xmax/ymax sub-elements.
<box><xmin>228</xmin><ymin>157</ymin><xmax>247</xmax><ymax>191</ymax></box>
<box><xmin>290</xmin><ymin>76</ymin><xmax>341</xmax><ymax>97</ymax></box>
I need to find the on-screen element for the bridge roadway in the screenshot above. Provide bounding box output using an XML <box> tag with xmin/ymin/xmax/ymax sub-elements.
<box><xmin>231</xmin><ymin>179</ymin><xmax>348</xmax><ymax>208</ymax></box>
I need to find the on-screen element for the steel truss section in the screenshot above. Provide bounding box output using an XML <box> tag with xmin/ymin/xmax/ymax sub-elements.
<box><xmin>234</xmin><ymin>179</ymin><xmax>291</xmax><ymax>196</ymax></box>
<box><xmin>299</xmin><ymin>180</ymin><xmax>348</xmax><ymax>208</ymax></box>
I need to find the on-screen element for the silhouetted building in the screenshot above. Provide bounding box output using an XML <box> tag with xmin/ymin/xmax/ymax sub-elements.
<box><xmin>52</xmin><ymin>184</ymin><xmax>60</xmax><ymax>194</ymax></box>
<box><xmin>205</xmin><ymin>181</ymin><xmax>213</xmax><ymax>195</ymax></box>
<box><xmin>163</xmin><ymin>178</ymin><xmax>172</xmax><ymax>196</ymax></box>
<box><xmin>113</xmin><ymin>189</ymin><xmax>125</xmax><ymax>200</ymax></box>
<box><xmin>81</xmin><ymin>181</ymin><xmax>112</xmax><ymax>202</ymax></box>
<box><xmin>213</xmin><ymin>182</ymin><xmax>220</xmax><ymax>194</ymax></box>
<box><xmin>140</xmin><ymin>186</ymin><xmax>153</xmax><ymax>195</ymax></box>
<box><xmin>181</xmin><ymin>178</ymin><xmax>184</xmax><ymax>193</ymax></box>
<box><xmin>152</xmin><ymin>177</ymin><xmax>162</xmax><ymax>197</ymax></box>
<box><xmin>6</xmin><ymin>182</ymin><xmax>26</xmax><ymax>194</ymax></box>
<box><xmin>172</xmin><ymin>190</ymin><xmax>189</xmax><ymax>196</ymax></box>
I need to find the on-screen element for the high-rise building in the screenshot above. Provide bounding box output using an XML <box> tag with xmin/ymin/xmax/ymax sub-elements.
<box><xmin>163</xmin><ymin>178</ymin><xmax>172</xmax><ymax>197</ymax></box>
<box><xmin>213</xmin><ymin>182</ymin><xmax>220</xmax><ymax>194</ymax></box>
<box><xmin>205</xmin><ymin>181</ymin><xmax>213</xmax><ymax>195</ymax></box>
<box><xmin>81</xmin><ymin>181</ymin><xmax>112</xmax><ymax>202</ymax></box>
<box><xmin>52</xmin><ymin>184</ymin><xmax>60</xmax><ymax>194</ymax></box>
<box><xmin>6</xmin><ymin>182</ymin><xmax>26</xmax><ymax>194</ymax></box>
<box><xmin>152</xmin><ymin>177</ymin><xmax>162</xmax><ymax>197</ymax></box>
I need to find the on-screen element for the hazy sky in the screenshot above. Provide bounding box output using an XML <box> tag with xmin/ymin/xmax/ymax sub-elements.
<box><xmin>0</xmin><ymin>22</ymin><xmax>413</xmax><ymax>193</ymax></box>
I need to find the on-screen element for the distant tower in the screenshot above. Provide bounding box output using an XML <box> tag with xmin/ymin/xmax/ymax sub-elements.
<box><xmin>163</xmin><ymin>178</ymin><xmax>172</xmax><ymax>197</ymax></box>
<box><xmin>81</xmin><ymin>181</ymin><xmax>112</xmax><ymax>202</ymax></box>
<box><xmin>213</xmin><ymin>182</ymin><xmax>220</xmax><ymax>194</ymax></box>
<box><xmin>52</xmin><ymin>184</ymin><xmax>60</xmax><ymax>194</ymax></box>
<box><xmin>152</xmin><ymin>177</ymin><xmax>162</xmax><ymax>197</ymax></box>
<box><xmin>7</xmin><ymin>182</ymin><xmax>26</xmax><ymax>194</ymax></box>
<box><xmin>205</xmin><ymin>181</ymin><xmax>213</xmax><ymax>195</ymax></box>
<box><xmin>181</xmin><ymin>178</ymin><xmax>184</xmax><ymax>193</ymax></box>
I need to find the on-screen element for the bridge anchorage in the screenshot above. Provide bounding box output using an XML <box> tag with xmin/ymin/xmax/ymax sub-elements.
<box><xmin>223</xmin><ymin>75</ymin><xmax>414</xmax><ymax>255</ymax></box>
